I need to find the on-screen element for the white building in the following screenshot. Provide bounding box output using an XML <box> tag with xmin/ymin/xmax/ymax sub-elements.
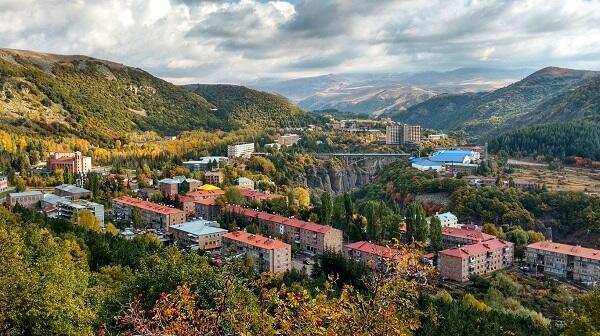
<box><xmin>57</xmin><ymin>199</ymin><xmax>105</xmax><ymax>226</ymax></box>
<box><xmin>411</xmin><ymin>158</ymin><xmax>444</xmax><ymax>172</ymax></box>
<box><xmin>428</xmin><ymin>134</ymin><xmax>448</xmax><ymax>140</ymax></box>
<box><xmin>435</xmin><ymin>212</ymin><xmax>459</xmax><ymax>228</ymax></box>
<box><xmin>227</xmin><ymin>142</ymin><xmax>255</xmax><ymax>159</ymax></box>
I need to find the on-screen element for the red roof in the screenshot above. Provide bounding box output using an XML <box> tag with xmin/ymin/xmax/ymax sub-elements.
<box><xmin>186</xmin><ymin>190</ymin><xmax>225</xmax><ymax>199</ymax></box>
<box><xmin>194</xmin><ymin>198</ymin><xmax>217</xmax><ymax>206</ymax></box>
<box><xmin>224</xmin><ymin>231</ymin><xmax>289</xmax><ymax>250</ymax></box>
<box><xmin>442</xmin><ymin>227</ymin><xmax>495</xmax><ymax>242</ymax></box>
<box><xmin>440</xmin><ymin>239</ymin><xmax>513</xmax><ymax>258</ymax></box>
<box><xmin>113</xmin><ymin>196</ymin><xmax>185</xmax><ymax>215</ymax></box>
<box><xmin>224</xmin><ymin>205</ymin><xmax>333</xmax><ymax>234</ymax></box>
<box><xmin>527</xmin><ymin>241</ymin><xmax>600</xmax><ymax>261</ymax></box>
<box><xmin>240</xmin><ymin>189</ymin><xmax>285</xmax><ymax>200</ymax></box>
<box><xmin>345</xmin><ymin>241</ymin><xmax>403</xmax><ymax>260</ymax></box>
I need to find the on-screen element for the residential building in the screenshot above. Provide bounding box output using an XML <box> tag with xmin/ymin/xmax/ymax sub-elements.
<box><xmin>194</xmin><ymin>198</ymin><xmax>220</xmax><ymax>220</ymax></box>
<box><xmin>227</xmin><ymin>142</ymin><xmax>255</xmax><ymax>159</ymax></box>
<box><xmin>0</xmin><ymin>175</ymin><xmax>8</xmax><ymax>192</ymax></box>
<box><xmin>222</xmin><ymin>231</ymin><xmax>291</xmax><ymax>273</ymax></box>
<box><xmin>277</xmin><ymin>134</ymin><xmax>301</xmax><ymax>146</ymax></box>
<box><xmin>47</xmin><ymin>151</ymin><xmax>92</xmax><ymax>174</ymax></box>
<box><xmin>435</xmin><ymin>212</ymin><xmax>459</xmax><ymax>228</ymax></box>
<box><xmin>158</xmin><ymin>176</ymin><xmax>202</xmax><ymax>196</ymax></box>
<box><xmin>411</xmin><ymin>158</ymin><xmax>443</xmax><ymax>172</ymax></box>
<box><xmin>439</xmin><ymin>239</ymin><xmax>514</xmax><ymax>282</ymax></box>
<box><xmin>385</xmin><ymin>124</ymin><xmax>421</xmax><ymax>146</ymax></box>
<box><xmin>172</xmin><ymin>195</ymin><xmax>196</xmax><ymax>214</ymax></box>
<box><xmin>182</xmin><ymin>156</ymin><xmax>228</xmax><ymax>172</ymax></box>
<box><xmin>112</xmin><ymin>196</ymin><xmax>186</xmax><ymax>229</ymax></box>
<box><xmin>54</xmin><ymin>184</ymin><xmax>91</xmax><ymax>199</ymax></box>
<box><xmin>56</xmin><ymin>199</ymin><xmax>105</xmax><ymax>226</ymax></box>
<box><xmin>169</xmin><ymin>219</ymin><xmax>227</xmax><ymax>250</ymax></box>
<box><xmin>429</xmin><ymin>150</ymin><xmax>479</xmax><ymax>164</ymax></box>
<box><xmin>41</xmin><ymin>193</ymin><xmax>67</xmax><ymax>209</ymax></box>
<box><xmin>264</xmin><ymin>143</ymin><xmax>282</xmax><ymax>151</ymax></box>
<box><xmin>204</xmin><ymin>171</ymin><xmax>224</xmax><ymax>185</ymax></box>
<box><xmin>443</xmin><ymin>163</ymin><xmax>479</xmax><ymax>176</ymax></box>
<box><xmin>442</xmin><ymin>227</ymin><xmax>495</xmax><ymax>248</ymax></box>
<box><xmin>7</xmin><ymin>191</ymin><xmax>43</xmax><ymax>208</ymax></box>
<box><xmin>234</xmin><ymin>177</ymin><xmax>254</xmax><ymax>190</ymax></box>
<box><xmin>526</xmin><ymin>241</ymin><xmax>600</xmax><ymax>283</ymax></box>
<box><xmin>427</xmin><ymin>134</ymin><xmax>448</xmax><ymax>140</ymax></box>
<box><xmin>345</xmin><ymin>241</ymin><xmax>403</xmax><ymax>270</ymax></box>
<box><xmin>223</xmin><ymin>205</ymin><xmax>343</xmax><ymax>254</ymax></box>
<box><xmin>240</xmin><ymin>189</ymin><xmax>285</xmax><ymax>203</ymax></box>
<box><xmin>186</xmin><ymin>189</ymin><xmax>225</xmax><ymax>200</ymax></box>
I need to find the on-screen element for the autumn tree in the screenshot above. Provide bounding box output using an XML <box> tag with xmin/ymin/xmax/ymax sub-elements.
<box><xmin>132</xmin><ymin>208</ymin><xmax>144</xmax><ymax>229</ymax></box>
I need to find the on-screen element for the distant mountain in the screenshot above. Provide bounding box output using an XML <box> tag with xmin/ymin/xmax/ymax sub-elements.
<box><xmin>248</xmin><ymin>67</ymin><xmax>529</xmax><ymax>116</ymax></box>
<box><xmin>0</xmin><ymin>49</ymin><xmax>313</xmax><ymax>145</ymax></box>
<box><xmin>391</xmin><ymin>67</ymin><xmax>600</xmax><ymax>137</ymax></box>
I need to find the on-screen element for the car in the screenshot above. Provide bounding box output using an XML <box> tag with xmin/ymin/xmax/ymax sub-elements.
<box><xmin>303</xmin><ymin>258</ymin><xmax>314</xmax><ymax>265</ymax></box>
<box><xmin>519</xmin><ymin>266</ymin><xmax>530</xmax><ymax>272</ymax></box>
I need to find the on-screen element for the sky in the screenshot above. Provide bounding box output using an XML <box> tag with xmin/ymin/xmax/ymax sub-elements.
<box><xmin>1</xmin><ymin>0</ymin><xmax>600</xmax><ymax>84</ymax></box>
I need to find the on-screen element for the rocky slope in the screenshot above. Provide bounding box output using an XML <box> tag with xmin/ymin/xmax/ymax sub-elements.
<box><xmin>302</xmin><ymin>158</ymin><xmax>391</xmax><ymax>193</ymax></box>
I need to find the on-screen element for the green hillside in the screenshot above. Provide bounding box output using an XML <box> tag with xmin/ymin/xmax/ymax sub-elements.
<box><xmin>183</xmin><ymin>84</ymin><xmax>322</xmax><ymax>128</ymax></box>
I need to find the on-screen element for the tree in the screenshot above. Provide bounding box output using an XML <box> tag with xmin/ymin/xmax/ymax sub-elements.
<box><xmin>224</xmin><ymin>187</ymin><xmax>243</xmax><ymax>205</ymax></box>
<box><xmin>482</xmin><ymin>223</ymin><xmax>502</xmax><ymax>238</ymax></box>
<box><xmin>429</xmin><ymin>215</ymin><xmax>443</xmax><ymax>251</ymax></box>
<box><xmin>331</xmin><ymin>195</ymin><xmax>346</xmax><ymax>229</ymax></box>
<box><xmin>105</xmin><ymin>222</ymin><xmax>119</xmax><ymax>236</ymax></box>
<box><xmin>292</xmin><ymin>187</ymin><xmax>310</xmax><ymax>208</ymax></box>
<box><xmin>73</xmin><ymin>210</ymin><xmax>100</xmax><ymax>232</ymax></box>
<box><xmin>562</xmin><ymin>285</ymin><xmax>600</xmax><ymax>336</ymax></box>
<box><xmin>343</xmin><ymin>192</ymin><xmax>353</xmax><ymax>228</ymax></box>
<box><xmin>320</xmin><ymin>191</ymin><xmax>332</xmax><ymax>226</ymax></box>
<box><xmin>132</xmin><ymin>208</ymin><xmax>144</xmax><ymax>229</ymax></box>
<box><xmin>364</xmin><ymin>201</ymin><xmax>380</xmax><ymax>241</ymax></box>
<box><xmin>405</xmin><ymin>202</ymin><xmax>427</xmax><ymax>243</ymax></box>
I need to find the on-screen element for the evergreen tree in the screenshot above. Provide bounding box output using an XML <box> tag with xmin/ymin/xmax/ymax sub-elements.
<box><xmin>405</xmin><ymin>202</ymin><xmax>427</xmax><ymax>243</ymax></box>
<box><xmin>320</xmin><ymin>192</ymin><xmax>333</xmax><ymax>226</ymax></box>
<box><xmin>331</xmin><ymin>195</ymin><xmax>345</xmax><ymax>229</ymax></box>
<box><xmin>430</xmin><ymin>215</ymin><xmax>443</xmax><ymax>251</ymax></box>
<box><xmin>343</xmin><ymin>192</ymin><xmax>353</xmax><ymax>229</ymax></box>
<box><xmin>364</xmin><ymin>201</ymin><xmax>380</xmax><ymax>241</ymax></box>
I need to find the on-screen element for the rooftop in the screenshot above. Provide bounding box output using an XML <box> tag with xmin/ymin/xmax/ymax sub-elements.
<box><xmin>235</xmin><ymin>177</ymin><xmax>254</xmax><ymax>184</ymax></box>
<box><xmin>42</xmin><ymin>193</ymin><xmax>68</xmax><ymax>205</ymax></box>
<box><xmin>169</xmin><ymin>219</ymin><xmax>226</xmax><ymax>236</ymax></box>
<box><xmin>440</xmin><ymin>239</ymin><xmax>513</xmax><ymax>258</ymax></box>
<box><xmin>55</xmin><ymin>184</ymin><xmax>91</xmax><ymax>194</ymax></box>
<box><xmin>442</xmin><ymin>227</ymin><xmax>495</xmax><ymax>242</ymax></box>
<box><xmin>194</xmin><ymin>198</ymin><xmax>217</xmax><ymax>206</ymax></box>
<box><xmin>412</xmin><ymin>158</ymin><xmax>442</xmax><ymax>167</ymax></box>
<box><xmin>224</xmin><ymin>205</ymin><xmax>334</xmax><ymax>234</ymax></box>
<box><xmin>9</xmin><ymin>191</ymin><xmax>43</xmax><ymax>197</ymax></box>
<box><xmin>527</xmin><ymin>241</ymin><xmax>600</xmax><ymax>261</ymax></box>
<box><xmin>187</xmin><ymin>189</ymin><xmax>225</xmax><ymax>198</ymax></box>
<box><xmin>182</xmin><ymin>156</ymin><xmax>227</xmax><ymax>164</ymax></box>
<box><xmin>113</xmin><ymin>196</ymin><xmax>185</xmax><ymax>215</ymax></box>
<box><xmin>199</xmin><ymin>184</ymin><xmax>222</xmax><ymax>191</ymax></box>
<box><xmin>429</xmin><ymin>150</ymin><xmax>477</xmax><ymax>163</ymax></box>
<box><xmin>345</xmin><ymin>241</ymin><xmax>403</xmax><ymax>260</ymax></box>
<box><xmin>223</xmin><ymin>231</ymin><xmax>289</xmax><ymax>250</ymax></box>
<box><xmin>58</xmin><ymin>198</ymin><xmax>103</xmax><ymax>209</ymax></box>
<box><xmin>436</xmin><ymin>212</ymin><xmax>457</xmax><ymax>222</ymax></box>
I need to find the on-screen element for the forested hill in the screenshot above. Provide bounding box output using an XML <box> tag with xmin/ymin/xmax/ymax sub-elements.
<box><xmin>183</xmin><ymin>84</ymin><xmax>322</xmax><ymax>129</ymax></box>
<box><xmin>390</xmin><ymin>66</ymin><xmax>600</xmax><ymax>138</ymax></box>
<box><xmin>0</xmin><ymin>49</ymin><xmax>316</xmax><ymax>146</ymax></box>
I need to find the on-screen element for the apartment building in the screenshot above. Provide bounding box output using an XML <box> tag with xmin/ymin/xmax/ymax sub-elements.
<box><xmin>277</xmin><ymin>134</ymin><xmax>301</xmax><ymax>146</ymax></box>
<box><xmin>385</xmin><ymin>124</ymin><xmax>421</xmax><ymax>146</ymax></box>
<box><xmin>7</xmin><ymin>191</ymin><xmax>43</xmax><ymax>208</ymax></box>
<box><xmin>222</xmin><ymin>231</ymin><xmax>291</xmax><ymax>273</ymax></box>
<box><xmin>240</xmin><ymin>189</ymin><xmax>285</xmax><ymax>203</ymax></box>
<box><xmin>345</xmin><ymin>241</ymin><xmax>403</xmax><ymax>270</ymax></box>
<box><xmin>47</xmin><ymin>151</ymin><xmax>92</xmax><ymax>174</ymax></box>
<box><xmin>54</xmin><ymin>184</ymin><xmax>91</xmax><ymax>199</ymax></box>
<box><xmin>442</xmin><ymin>227</ymin><xmax>495</xmax><ymax>248</ymax></box>
<box><xmin>112</xmin><ymin>196</ymin><xmax>186</xmax><ymax>229</ymax></box>
<box><xmin>186</xmin><ymin>189</ymin><xmax>225</xmax><ymax>200</ymax></box>
<box><xmin>435</xmin><ymin>212</ymin><xmax>459</xmax><ymax>228</ymax></box>
<box><xmin>169</xmin><ymin>219</ymin><xmax>227</xmax><ymax>250</ymax></box>
<box><xmin>526</xmin><ymin>241</ymin><xmax>600</xmax><ymax>283</ymax></box>
<box><xmin>204</xmin><ymin>171</ymin><xmax>224</xmax><ymax>185</ymax></box>
<box><xmin>227</xmin><ymin>142</ymin><xmax>255</xmax><ymax>159</ymax></box>
<box><xmin>194</xmin><ymin>199</ymin><xmax>220</xmax><ymax>220</ymax></box>
<box><xmin>439</xmin><ymin>239</ymin><xmax>514</xmax><ymax>282</ymax></box>
<box><xmin>57</xmin><ymin>199</ymin><xmax>105</xmax><ymax>226</ymax></box>
<box><xmin>223</xmin><ymin>205</ymin><xmax>343</xmax><ymax>254</ymax></box>
<box><xmin>182</xmin><ymin>156</ymin><xmax>228</xmax><ymax>172</ymax></box>
<box><xmin>0</xmin><ymin>175</ymin><xmax>8</xmax><ymax>192</ymax></box>
<box><xmin>234</xmin><ymin>177</ymin><xmax>254</xmax><ymax>190</ymax></box>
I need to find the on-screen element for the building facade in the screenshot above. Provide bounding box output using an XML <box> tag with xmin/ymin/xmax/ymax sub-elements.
<box><xmin>56</xmin><ymin>199</ymin><xmax>105</xmax><ymax>226</ymax></box>
<box><xmin>234</xmin><ymin>177</ymin><xmax>254</xmax><ymax>190</ymax></box>
<box><xmin>441</xmin><ymin>227</ymin><xmax>495</xmax><ymax>248</ymax></box>
<box><xmin>169</xmin><ymin>219</ymin><xmax>227</xmax><ymax>250</ymax></box>
<box><xmin>435</xmin><ymin>212</ymin><xmax>459</xmax><ymax>228</ymax></box>
<box><xmin>526</xmin><ymin>241</ymin><xmax>600</xmax><ymax>283</ymax></box>
<box><xmin>344</xmin><ymin>241</ymin><xmax>403</xmax><ymax>270</ymax></box>
<box><xmin>47</xmin><ymin>151</ymin><xmax>92</xmax><ymax>174</ymax></box>
<box><xmin>54</xmin><ymin>184</ymin><xmax>91</xmax><ymax>199</ymax></box>
<box><xmin>158</xmin><ymin>176</ymin><xmax>202</xmax><ymax>196</ymax></box>
<box><xmin>7</xmin><ymin>191</ymin><xmax>43</xmax><ymax>208</ymax></box>
<box><xmin>385</xmin><ymin>124</ymin><xmax>421</xmax><ymax>146</ymax></box>
<box><xmin>222</xmin><ymin>231</ymin><xmax>291</xmax><ymax>273</ymax></box>
<box><xmin>227</xmin><ymin>142</ymin><xmax>255</xmax><ymax>159</ymax></box>
<box><xmin>204</xmin><ymin>171</ymin><xmax>224</xmax><ymax>185</ymax></box>
<box><xmin>112</xmin><ymin>196</ymin><xmax>186</xmax><ymax>229</ymax></box>
<box><xmin>182</xmin><ymin>156</ymin><xmax>228</xmax><ymax>171</ymax></box>
<box><xmin>439</xmin><ymin>239</ymin><xmax>514</xmax><ymax>282</ymax></box>
<box><xmin>0</xmin><ymin>175</ymin><xmax>8</xmax><ymax>192</ymax></box>
<box><xmin>194</xmin><ymin>199</ymin><xmax>220</xmax><ymax>220</ymax></box>
<box><xmin>223</xmin><ymin>205</ymin><xmax>343</xmax><ymax>254</ymax></box>
<box><xmin>277</xmin><ymin>134</ymin><xmax>301</xmax><ymax>146</ymax></box>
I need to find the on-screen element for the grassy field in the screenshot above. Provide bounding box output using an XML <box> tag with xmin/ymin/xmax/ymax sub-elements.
<box><xmin>511</xmin><ymin>166</ymin><xmax>600</xmax><ymax>194</ymax></box>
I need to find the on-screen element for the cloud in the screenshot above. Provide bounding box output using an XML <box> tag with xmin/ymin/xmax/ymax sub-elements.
<box><xmin>0</xmin><ymin>0</ymin><xmax>599</xmax><ymax>83</ymax></box>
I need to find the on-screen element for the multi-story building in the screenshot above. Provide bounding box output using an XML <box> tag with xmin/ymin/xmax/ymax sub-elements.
<box><xmin>526</xmin><ymin>241</ymin><xmax>600</xmax><ymax>283</ymax></box>
<box><xmin>223</xmin><ymin>205</ymin><xmax>343</xmax><ymax>254</ymax></box>
<box><xmin>439</xmin><ymin>239</ymin><xmax>513</xmax><ymax>282</ymax></box>
<box><xmin>429</xmin><ymin>150</ymin><xmax>480</xmax><ymax>164</ymax></box>
<box><xmin>56</xmin><ymin>199</ymin><xmax>105</xmax><ymax>226</ymax></box>
<box><xmin>182</xmin><ymin>156</ymin><xmax>228</xmax><ymax>172</ymax></box>
<box><xmin>7</xmin><ymin>191</ymin><xmax>43</xmax><ymax>208</ymax></box>
<box><xmin>234</xmin><ymin>177</ymin><xmax>254</xmax><ymax>190</ymax></box>
<box><xmin>194</xmin><ymin>199</ymin><xmax>220</xmax><ymax>220</ymax></box>
<box><xmin>112</xmin><ymin>196</ymin><xmax>186</xmax><ymax>229</ymax></box>
<box><xmin>222</xmin><ymin>231</ymin><xmax>291</xmax><ymax>273</ymax></box>
<box><xmin>435</xmin><ymin>212</ymin><xmax>459</xmax><ymax>228</ymax></box>
<box><xmin>442</xmin><ymin>227</ymin><xmax>495</xmax><ymax>248</ymax></box>
<box><xmin>277</xmin><ymin>134</ymin><xmax>301</xmax><ymax>146</ymax></box>
<box><xmin>240</xmin><ymin>189</ymin><xmax>285</xmax><ymax>203</ymax></box>
<box><xmin>169</xmin><ymin>219</ymin><xmax>227</xmax><ymax>250</ymax></box>
<box><xmin>0</xmin><ymin>175</ymin><xmax>8</xmax><ymax>192</ymax></box>
<box><xmin>204</xmin><ymin>171</ymin><xmax>224</xmax><ymax>185</ymax></box>
<box><xmin>427</xmin><ymin>134</ymin><xmax>448</xmax><ymax>140</ymax></box>
<box><xmin>385</xmin><ymin>124</ymin><xmax>421</xmax><ymax>146</ymax></box>
<box><xmin>186</xmin><ymin>189</ymin><xmax>225</xmax><ymax>200</ymax></box>
<box><xmin>158</xmin><ymin>176</ymin><xmax>202</xmax><ymax>196</ymax></box>
<box><xmin>54</xmin><ymin>184</ymin><xmax>91</xmax><ymax>199</ymax></box>
<box><xmin>227</xmin><ymin>142</ymin><xmax>255</xmax><ymax>159</ymax></box>
<box><xmin>47</xmin><ymin>151</ymin><xmax>92</xmax><ymax>174</ymax></box>
<box><xmin>345</xmin><ymin>241</ymin><xmax>403</xmax><ymax>269</ymax></box>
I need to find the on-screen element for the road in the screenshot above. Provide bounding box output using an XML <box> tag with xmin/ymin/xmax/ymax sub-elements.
<box><xmin>507</xmin><ymin>159</ymin><xmax>549</xmax><ymax>167</ymax></box>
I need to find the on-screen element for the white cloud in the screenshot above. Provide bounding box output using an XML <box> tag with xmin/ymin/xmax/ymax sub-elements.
<box><xmin>0</xmin><ymin>0</ymin><xmax>599</xmax><ymax>83</ymax></box>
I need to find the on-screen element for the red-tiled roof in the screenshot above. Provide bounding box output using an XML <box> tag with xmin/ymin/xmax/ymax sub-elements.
<box><xmin>442</xmin><ymin>227</ymin><xmax>495</xmax><ymax>242</ymax></box>
<box><xmin>186</xmin><ymin>190</ymin><xmax>225</xmax><ymax>199</ymax></box>
<box><xmin>440</xmin><ymin>239</ymin><xmax>513</xmax><ymax>258</ymax></box>
<box><xmin>240</xmin><ymin>189</ymin><xmax>285</xmax><ymax>200</ymax></box>
<box><xmin>224</xmin><ymin>231</ymin><xmax>289</xmax><ymax>250</ymax></box>
<box><xmin>113</xmin><ymin>196</ymin><xmax>185</xmax><ymax>215</ymax></box>
<box><xmin>224</xmin><ymin>205</ymin><xmax>333</xmax><ymax>234</ymax></box>
<box><xmin>194</xmin><ymin>198</ymin><xmax>217</xmax><ymax>206</ymax></box>
<box><xmin>344</xmin><ymin>241</ymin><xmax>403</xmax><ymax>260</ymax></box>
<box><xmin>527</xmin><ymin>241</ymin><xmax>600</xmax><ymax>261</ymax></box>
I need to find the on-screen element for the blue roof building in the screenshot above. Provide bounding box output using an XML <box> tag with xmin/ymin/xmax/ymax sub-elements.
<box><xmin>169</xmin><ymin>219</ymin><xmax>228</xmax><ymax>250</ymax></box>
<box><xmin>411</xmin><ymin>158</ymin><xmax>443</xmax><ymax>171</ymax></box>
